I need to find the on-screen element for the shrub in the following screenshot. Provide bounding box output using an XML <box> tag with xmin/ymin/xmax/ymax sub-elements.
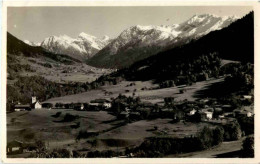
<box><xmin>240</xmin><ymin>136</ymin><xmax>254</xmax><ymax>158</ymax></box>
<box><xmin>223</xmin><ymin>121</ymin><xmax>242</xmax><ymax>141</ymax></box>
<box><xmin>212</xmin><ymin>126</ymin><xmax>224</xmax><ymax>145</ymax></box>
<box><xmin>52</xmin><ymin>112</ymin><xmax>62</xmax><ymax>118</ymax></box>
<box><xmin>63</xmin><ymin>113</ymin><xmax>79</xmax><ymax>122</ymax></box>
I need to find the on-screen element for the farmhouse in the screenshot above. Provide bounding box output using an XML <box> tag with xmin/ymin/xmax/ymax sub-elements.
<box><xmin>7</xmin><ymin>140</ymin><xmax>24</xmax><ymax>154</ymax></box>
<box><xmin>187</xmin><ymin>109</ymin><xmax>197</xmax><ymax>116</ymax></box>
<box><xmin>233</xmin><ymin>108</ymin><xmax>254</xmax><ymax>118</ymax></box>
<box><xmin>103</xmin><ymin>102</ymin><xmax>112</xmax><ymax>109</ymax></box>
<box><xmin>200</xmin><ymin>110</ymin><xmax>213</xmax><ymax>120</ymax></box>
<box><xmin>14</xmin><ymin>104</ymin><xmax>31</xmax><ymax>111</ymax></box>
<box><xmin>90</xmin><ymin>99</ymin><xmax>112</xmax><ymax>109</ymax></box>
<box><xmin>242</xmin><ymin>95</ymin><xmax>252</xmax><ymax>100</ymax></box>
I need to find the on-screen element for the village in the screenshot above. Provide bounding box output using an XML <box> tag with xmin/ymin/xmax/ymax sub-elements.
<box><xmin>7</xmin><ymin>89</ymin><xmax>254</xmax><ymax>157</ymax></box>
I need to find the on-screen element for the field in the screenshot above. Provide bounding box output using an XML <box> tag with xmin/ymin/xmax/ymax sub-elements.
<box><xmin>166</xmin><ymin>137</ymin><xmax>246</xmax><ymax>158</ymax></box>
<box><xmin>44</xmin><ymin>77</ymin><xmax>224</xmax><ymax>104</ymax></box>
<box><xmin>7</xmin><ymin>109</ymin><xmax>212</xmax><ymax>156</ymax></box>
<box><xmin>10</xmin><ymin>55</ymin><xmax>113</xmax><ymax>84</ymax></box>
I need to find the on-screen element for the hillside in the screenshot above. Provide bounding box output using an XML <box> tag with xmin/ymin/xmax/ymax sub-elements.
<box><xmin>7</xmin><ymin>32</ymin><xmax>81</xmax><ymax>64</ymax></box>
<box><xmin>111</xmin><ymin>12</ymin><xmax>253</xmax><ymax>82</ymax></box>
<box><xmin>6</xmin><ymin>32</ymin><xmax>113</xmax><ymax>111</ymax></box>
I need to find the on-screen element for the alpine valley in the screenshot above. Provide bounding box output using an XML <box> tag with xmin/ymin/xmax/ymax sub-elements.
<box><xmin>23</xmin><ymin>14</ymin><xmax>238</xmax><ymax>68</ymax></box>
<box><xmin>6</xmin><ymin>11</ymin><xmax>254</xmax><ymax>159</ymax></box>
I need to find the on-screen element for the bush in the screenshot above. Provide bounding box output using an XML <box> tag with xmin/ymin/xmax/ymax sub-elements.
<box><xmin>223</xmin><ymin>121</ymin><xmax>242</xmax><ymax>141</ymax></box>
<box><xmin>52</xmin><ymin>112</ymin><xmax>62</xmax><ymax>118</ymax></box>
<box><xmin>198</xmin><ymin>126</ymin><xmax>214</xmax><ymax>149</ymax></box>
<box><xmin>240</xmin><ymin>136</ymin><xmax>254</xmax><ymax>158</ymax></box>
<box><xmin>212</xmin><ymin>126</ymin><xmax>224</xmax><ymax>145</ymax></box>
<box><xmin>63</xmin><ymin>113</ymin><xmax>79</xmax><ymax>122</ymax></box>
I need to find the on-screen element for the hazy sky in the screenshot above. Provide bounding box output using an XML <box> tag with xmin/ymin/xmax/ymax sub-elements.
<box><xmin>7</xmin><ymin>6</ymin><xmax>252</xmax><ymax>43</ymax></box>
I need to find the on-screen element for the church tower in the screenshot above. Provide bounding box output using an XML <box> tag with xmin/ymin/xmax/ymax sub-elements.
<box><xmin>32</xmin><ymin>96</ymin><xmax>37</xmax><ymax>104</ymax></box>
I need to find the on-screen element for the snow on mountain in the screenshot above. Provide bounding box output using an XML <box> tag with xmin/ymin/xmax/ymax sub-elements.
<box><xmin>23</xmin><ymin>40</ymin><xmax>41</xmax><ymax>46</ymax></box>
<box><xmin>99</xmin><ymin>14</ymin><xmax>238</xmax><ymax>56</ymax></box>
<box><xmin>88</xmin><ymin>14</ymin><xmax>239</xmax><ymax>68</ymax></box>
<box><xmin>40</xmin><ymin>33</ymin><xmax>111</xmax><ymax>61</ymax></box>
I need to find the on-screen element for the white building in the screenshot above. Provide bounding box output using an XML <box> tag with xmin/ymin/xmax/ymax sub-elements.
<box><xmin>103</xmin><ymin>102</ymin><xmax>112</xmax><ymax>109</ymax></box>
<box><xmin>33</xmin><ymin>101</ymin><xmax>42</xmax><ymax>109</ymax></box>
<box><xmin>189</xmin><ymin>109</ymin><xmax>197</xmax><ymax>116</ymax></box>
<box><xmin>204</xmin><ymin>111</ymin><xmax>213</xmax><ymax>120</ymax></box>
<box><xmin>31</xmin><ymin>97</ymin><xmax>42</xmax><ymax>109</ymax></box>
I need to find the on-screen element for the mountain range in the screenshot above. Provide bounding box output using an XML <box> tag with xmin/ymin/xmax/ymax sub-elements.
<box><xmin>87</xmin><ymin>14</ymin><xmax>238</xmax><ymax>68</ymax></box>
<box><xmin>111</xmin><ymin>12</ymin><xmax>253</xmax><ymax>82</ymax></box>
<box><xmin>23</xmin><ymin>14</ymin><xmax>238</xmax><ymax>68</ymax></box>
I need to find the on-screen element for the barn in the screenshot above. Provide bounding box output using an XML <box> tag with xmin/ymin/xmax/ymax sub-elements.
<box><xmin>7</xmin><ymin>140</ymin><xmax>24</xmax><ymax>154</ymax></box>
<box><xmin>14</xmin><ymin>104</ymin><xmax>31</xmax><ymax>111</ymax></box>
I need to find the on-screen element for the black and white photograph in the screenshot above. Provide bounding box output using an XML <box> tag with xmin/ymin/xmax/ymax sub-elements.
<box><xmin>1</xmin><ymin>1</ymin><xmax>258</xmax><ymax>161</ymax></box>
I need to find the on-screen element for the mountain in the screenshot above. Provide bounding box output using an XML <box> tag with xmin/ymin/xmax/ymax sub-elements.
<box><xmin>7</xmin><ymin>32</ymin><xmax>81</xmax><ymax>64</ymax></box>
<box><xmin>87</xmin><ymin>14</ymin><xmax>238</xmax><ymax>69</ymax></box>
<box><xmin>109</xmin><ymin>12</ymin><xmax>253</xmax><ymax>82</ymax></box>
<box><xmin>23</xmin><ymin>40</ymin><xmax>41</xmax><ymax>46</ymax></box>
<box><xmin>40</xmin><ymin>33</ymin><xmax>111</xmax><ymax>61</ymax></box>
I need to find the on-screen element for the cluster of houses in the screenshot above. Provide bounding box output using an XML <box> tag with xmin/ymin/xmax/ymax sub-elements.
<box><xmin>13</xmin><ymin>97</ymin><xmax>42</xmax><ymax>111</ymax></box>
<box><xmin>184</xmin><ymin>98</ymin><xmax>254</xmax><ymax>122</ymax></box>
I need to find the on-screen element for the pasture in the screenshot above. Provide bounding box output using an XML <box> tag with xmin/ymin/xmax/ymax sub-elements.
<box><xmin>7</xmin><ymin>109</ymin><xmax>212</xmax><ymax>154</ymax></box>
<box><xmin>44</xmin><ymin>78</ymin><xmax>224</xmax><ymax>104</ymax></box>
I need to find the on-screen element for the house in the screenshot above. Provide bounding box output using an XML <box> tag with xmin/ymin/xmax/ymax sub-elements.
<box><xmin>214</xmin><ymin>107</ymin><xmax>223</xmax><ymax>112</ymax></box>
<box><xmin>224</xmin><ymin>112</ymin><xmax>233</xmax><ymax>117</ymax></box>
<box><xmin>103</xmin><ymin>102</ymin><xmax>112</xmax><ymax>109</ymax></box>
<box><xmin>14</xmin><ymin>105</ymin><xmax>31</xmax><ymax>111</ymax></box>
<box><xmin>74</xmin><ymin>103</ymin><xmax>84</xmax><ymax>110</ymax></box>
<box><xmin>90</xmin><ymin>99</ymin><xmax>111</xmax><ymax>109</ymax></box>
<box><xmin>233</xmin><ymin>108</ymin><xmax>254</xmax><ymax>118</ymax></box>
<box><xmin>200</xmin><ymin>111</ymin><xmax>213</xmax><ymax>120</ymax></box>
<box><xmin>31</xmin><ymin>96</ymin><xmax>42</xmax><ymax>109</ymax></box>
<box><xmin>89</xmin><ymin>102</ymin><xmax>100</xmax><ymax>106</ymax></box>
<box><xmin>204</xmin><ymin>111</ymin><xmax>213</xmax><ymax>120</ymax></box>
<box><xmin>7</xmin><ymin>140</ymin><xmax>24</xmax><ymax>154</ymax></box>
<box><xmin>188</xmin><ymin>109</ymin><xmax>197</xmax><ymax>116</ymax></box>
<box><xmin>32</xmin><ymin>101</ymin><xmax>42</xmax><ymax>109</ymax></box>
<box><xmin>242</xmin><ymin>95</ymin><xmax>252</xmax><ymax>100</ymax></box>
<box><xmin>90</xmin><ymin>99</ymin><xmax>110</xmax><ymax>104</ymax></box>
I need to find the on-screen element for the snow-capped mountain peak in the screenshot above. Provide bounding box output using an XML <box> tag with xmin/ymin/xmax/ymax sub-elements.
<box><xmin>88</xmin><ymin>13</ymin><xmax>239</xmax><ymax>68</ymax></box>
<box><xmin>40</xmin><ymin>32</ymin><xmax>111</xmax><ymax>61</ymax></box>
<box><xmin>78</xmin><ymin>32</ymin><xmax>97</xmax><ymax>40</ymax></box>
<box><xmin>23</xmin><ymin>40</ymin><xmax>40</xmax><ymax>46</ymax></box>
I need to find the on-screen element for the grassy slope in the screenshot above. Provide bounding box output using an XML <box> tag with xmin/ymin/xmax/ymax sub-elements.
<box><xmin>44</xmin><ymin>78</ymin><xmax>224</xmax><ymax>104</ymax></box>
<box><xmin>7</xmin><ymin>110</ymin><xmax>213</xmax><ymax>153</ymax></box>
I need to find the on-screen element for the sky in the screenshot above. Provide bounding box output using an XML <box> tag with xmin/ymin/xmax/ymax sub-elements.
<box><xmin>7</xmin><ymin>6</ymin><xmax>252</xmax><ymax>43</ymax></box>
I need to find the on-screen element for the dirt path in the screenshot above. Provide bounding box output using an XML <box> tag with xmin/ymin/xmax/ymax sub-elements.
<box><xmin>165</xmin><ymin>137</ymin><xmax>245</xmax><ymax>158</ymax></box>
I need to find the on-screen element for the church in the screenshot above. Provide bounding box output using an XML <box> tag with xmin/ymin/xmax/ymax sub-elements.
<box><xmin>31</xmin><ymin>96</ymin><xmax>42</xmax><ymax>109</ymax></box>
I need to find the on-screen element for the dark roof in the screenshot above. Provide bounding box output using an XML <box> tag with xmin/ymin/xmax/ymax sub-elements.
<box><xmin>7</xmin><ymin>140</ymin><xmax>23</xmax><ymax>147</ymax></box>
<box><xmin>90</xmin><ymin>99</ymin><xmax>110</xmax><ymax>103</ymax></box>
<box><xmin>14</xmin><ymin>104</ymin><xmax>31</xmax><ymax>108</ymax></box>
